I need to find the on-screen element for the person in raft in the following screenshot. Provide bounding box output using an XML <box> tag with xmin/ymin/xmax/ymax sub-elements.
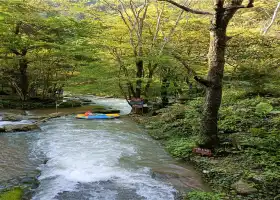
<box><xmin>85</xmin><ymin>111</ymin><xmax>92</xmax><ymax>116</ymax></box>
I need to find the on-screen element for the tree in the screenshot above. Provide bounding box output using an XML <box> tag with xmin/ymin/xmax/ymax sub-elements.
<box><xmin>262</xmin><ymin>2</ymin><xmax>280</xmax><ymax>35</ymax></box>
<box><xmin>158</xmin><ymin>0</ymin><xmax>254</xmax><ymax>148</ymax></box>
<box><xmin>103</xmin><ymin>0</ymin><xmax>149</xmax><ymax>98</ymax></box>
<box><xmin>0</xmin><ymin>0</ymin><xmax>98</xmax><ymax>100</ymax></box>
<box><xmin>101</xmin><ymin>0</ymin><xmax>188</xmax><ymax>102</ymax></box>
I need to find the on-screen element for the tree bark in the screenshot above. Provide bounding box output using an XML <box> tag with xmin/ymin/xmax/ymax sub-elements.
<box><xmin>19</xmin><ymin>57</ymin><xmax>28</xmax><ymax>100</ymax></box>
<box><xmin>200</xmin><ymin>4</ymin><xmax>234</xmax><ymax>148</ymax></box>
<box><xmin>161</xmin><ymin>77</ymin><xmax>170</xmax><ymax>107</ymax></box>
<box><xmin>135</xmin><ymin>59</ymin><xmax>143</xmax><ymax>98</ymax></box>
<box><xmin>144</xmin><ymin>63</ymin><xmax>157</xmax><ymax>96</ymax></box>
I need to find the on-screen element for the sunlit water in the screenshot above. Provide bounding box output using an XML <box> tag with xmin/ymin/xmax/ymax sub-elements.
<box><xmin>0</xmin><ymin>97</ymin><xmax>207</xmax><ymax>200</ymax></box>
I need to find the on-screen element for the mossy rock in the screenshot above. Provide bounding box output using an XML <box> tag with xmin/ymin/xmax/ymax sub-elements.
<box><xmin>58</xmin><ymin>100</ymin><xmax>82</xmax><ymax>108</ymax></box>
<box><xmin>231</xmin><ymin>179</ymin><xmax>258</xmax><ymax>195</ymax></box>
<box><xmin>0</xmin><ymin>188</ymin><xmax>23</xmax><ymax>200</ymax></box>
<box><xmin>20</xmin><ymin>177</ymin><xmax>40</xmax><ymax>189</ymax></box>
<box><xmin>2</xmin><ymin>124</ymin><xmax>40</xmax><ymax>132</ymax></box>
<box><xmin>2</xmin><ymin>113</ymin><xmax>23</xmax><ymax>121</ymax></box>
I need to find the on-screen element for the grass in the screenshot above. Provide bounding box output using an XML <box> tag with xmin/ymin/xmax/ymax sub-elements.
<box><xmin>0</xmin><ymin>188</ymin><xmax>23</xmax><ymax>200</ymax></box>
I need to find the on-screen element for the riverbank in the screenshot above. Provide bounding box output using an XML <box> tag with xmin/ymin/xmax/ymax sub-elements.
<box><xmin>131</xmin><ymin>95</ymin><xmax>280</xmax><ymax>200</ymax></box>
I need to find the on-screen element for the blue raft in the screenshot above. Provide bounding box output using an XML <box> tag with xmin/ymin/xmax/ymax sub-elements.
<box><xmin>76</xmin><ymin>113</ymin><xmax>120</xmax><ymax>119</ymax></box>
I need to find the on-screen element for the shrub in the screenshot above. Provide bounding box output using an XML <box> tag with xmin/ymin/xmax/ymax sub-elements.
<box><xmin>185</xmin><ymin>191</ymin><xmax>224</xmax><ymax>200</ymax></box>
<box><xmin>166</xmin><ymin>137</ymin><xmax>197</xmax><ymax>159</ymax></box>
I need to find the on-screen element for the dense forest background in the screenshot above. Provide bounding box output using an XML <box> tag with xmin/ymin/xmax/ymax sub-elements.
<box><xmin>1</xmin><ymin>0</ymin><xmax>280</xmax><ymax>199</ymax></box>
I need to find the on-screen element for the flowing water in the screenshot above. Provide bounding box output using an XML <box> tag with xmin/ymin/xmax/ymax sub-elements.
<box><xmin>0</xmin><ymin>97</ymin><xmax>207</xmax><ymax>200</ymax></box>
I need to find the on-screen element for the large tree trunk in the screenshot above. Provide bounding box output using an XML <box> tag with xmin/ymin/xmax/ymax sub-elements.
<box><xmin>161</xmin><ymin>77</ymin><xmax>170</xmax><ymax>107</ymax></box>
<box><xmin>200</xmin><ymin>7</ymin><xmax>228</xmax><ymax>148</ymax></box>
<box><xmin>19</xmin><ymin>57</ymin><xmax>28</xmax><ymax>101</ymax></box>
<box><xmin>144</xmin><ymin>64</ymin><xmax>157</xmax><ymax>97</ymax></box>
<box><xmin>135</xmin><ymin>60</ymin><xmax>143</xmax><ymax>98</ymax></box>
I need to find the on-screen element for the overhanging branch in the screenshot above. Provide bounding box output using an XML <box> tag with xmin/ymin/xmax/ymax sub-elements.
<box><xmin>225</xmin><ymin>0</ymin><xmax>254</xmax><ymax>11</ymax></box>
<box><xmin>158</xmin><ymin>0</ymin><xmax>213</xmax><ymax>15</ymax></box>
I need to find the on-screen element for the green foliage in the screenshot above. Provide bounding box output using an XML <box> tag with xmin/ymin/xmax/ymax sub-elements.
<box><xmin>0</xmin><ymin>0</ymin><xmax>99</xmax><ymax>100</ymax></box>
<box><xmin>0</xmin><ymin>188</ymin><xmax>23</xmax><ymax>200</ymax></box>
<box><xmin>185</xmin><ymin>191</ymin><xmax>224</xmax><ymax>200</ymax></box>
<box><xmin>255</xmin><ymin>102</ymin><xmax>273</xmax><ymax>116</ymax></box>
<box><xmin>142</xmin><ymin>93</ymin><xmax>280</xmax><ymax>200</ymax></box>
<box><xmin>166</xmin><ymin>137</ymin><xmax>197</xmax><ymax>159</ymax></box>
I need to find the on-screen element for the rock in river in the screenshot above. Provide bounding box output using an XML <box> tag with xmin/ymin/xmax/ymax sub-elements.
<box><xmin>0</xmin><ymin>126</ymin><xmax>5</xmax><ymax>132</ymax></box>
<box><xmin>2</xmin><ymin>113</ymin><xmax>23</xmax><ymax>121</ymax></box>
<box><xmin>1</xmin><ymin>124</ymin><xmax>40</xmax><ymax>132</ymax></box>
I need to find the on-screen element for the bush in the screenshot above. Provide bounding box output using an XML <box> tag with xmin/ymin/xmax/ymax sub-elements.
<box><xmin>166</xmin><ymin>137</ymin><xmax>197</xmax><ymax>159</ymax></box>
<box><xmin>255</xmin><ymin>102</ymin><xmax>273</xmax><ymax>116</ymax></box>
<box><xmin>185</xmin><ymin>191</ymin><xmax>224</xmax><ymax>200</ymax></box>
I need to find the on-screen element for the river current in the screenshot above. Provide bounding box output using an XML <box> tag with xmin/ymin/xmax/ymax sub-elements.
<box><xmin>0</xmin><ymin>97</ymin><xmax>206</xmax><ymax>200</ymax></box>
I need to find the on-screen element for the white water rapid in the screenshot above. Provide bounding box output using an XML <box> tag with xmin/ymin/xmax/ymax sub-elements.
<box><xmin>1</xmin><ymin>97</ymin><xmax>206</xmax><ymax>200</ymax></box>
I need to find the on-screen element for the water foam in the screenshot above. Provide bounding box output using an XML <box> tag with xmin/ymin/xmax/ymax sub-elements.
<box><xmin>85</xmin><ymin>96</ymin><xmax>132</xmax><ymax>115</ymax></box>
<box><xmin>32</xmin><ymin>117</ymin><xmax>176</xmax><ymax>200</ymax></box>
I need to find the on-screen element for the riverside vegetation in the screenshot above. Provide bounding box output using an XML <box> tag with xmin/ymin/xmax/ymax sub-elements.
<box><xmin>134</xmin><ymin>89</ymin><xmax>280</xmax><ymax>200</ymax></box>
<box><xmin>1</xmin><ymin>0</ymin><xmax>280</xmax><ymax>200</ymax></box>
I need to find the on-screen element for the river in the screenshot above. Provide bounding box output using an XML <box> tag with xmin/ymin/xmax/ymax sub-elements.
<box><xmin>0</xmin><ymin>97</ymin><xmax>207</xmax><ymax>200</ymax></box>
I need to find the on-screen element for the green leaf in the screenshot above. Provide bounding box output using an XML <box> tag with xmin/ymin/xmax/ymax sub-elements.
<box><xmin>255</xmin><ymin>102</ymin><xmax>273</xmax><ymax>115</ymax></box>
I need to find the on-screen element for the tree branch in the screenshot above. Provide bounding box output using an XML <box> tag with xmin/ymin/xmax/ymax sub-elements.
<box><xmin>172</xmin><ymin>51</ymin><xmax>196</xmax><ymax>75</ymax></box>
<box><xmin>194</xmin><ymin>76</ymin><xmax>211</xmax><ymax>87</ymax></box>
<box><xmin>10</xmin><ymin>49</ymin><xmax>21</xmax><ymax>56</ymax></box>
<box><xmin>225</xmin><ymin>0</ymin><xmax>254</xmax><ymax>10</ymax></box>
<box><xmin>158</xmin><ymin>0</ymin><xmax>213</xmax><ymax>15</ymax></box>
<box><xmin>263</xmin><ymin>2</ymin><xmax>280</xmax><ymax>35</ymax></box>
<box><xmin>158</xmin><ymin>2</ymin><xmax>185</xmax><ymax>55</ymax></box>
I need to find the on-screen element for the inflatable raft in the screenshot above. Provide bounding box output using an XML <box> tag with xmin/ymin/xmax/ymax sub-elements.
<box><xmin>76</xmin><ymin>113</ymin><xmax>120</xmax><ymax>119</ymax></box>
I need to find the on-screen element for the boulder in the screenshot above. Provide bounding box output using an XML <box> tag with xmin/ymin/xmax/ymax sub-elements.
<box><xmin>59</xmin><ymin>100</ymin><xmax>81</xmax><ymax>108</ymax></box>
<box><xmin>3</xmin><ymin>124</ymin><xmax>40</xmax><ymax>132</ymax></box>
<box><xmin>2</xmin><ymin>113</ymin><xmax>23</xmax><ymax>121</ymax></box>
<box><xmin>20</xmin><ymin>176</ymin><xmax>40</xmax><ymax>189</ymax></box>
<box><xmin>23</xmin><ymin>115</ymin><xmax>49</xmax><ymax>121</ymax></box>
<box><xmin>48</xmin><ymin>112</ymin><xmax>65</xmax><ymax>118</ymax></box>
<box><xmin>231</xmin><ymin>179</ymin><xmax>258</xmax><ymax>195</ymax></box>
<box><xmin>249</xmin><ymin>175</ymin><xmax>265</xmax><ymax>184</ymax></box>
<box><xmin>34</xmin><ymin>113</ymin><xmax>65</xmax><ymax>124</ymax></box>
<box><xmin>0</xmin><ymin>126</ymin><xmax>5</xmax><ymax>132</ymax></box>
